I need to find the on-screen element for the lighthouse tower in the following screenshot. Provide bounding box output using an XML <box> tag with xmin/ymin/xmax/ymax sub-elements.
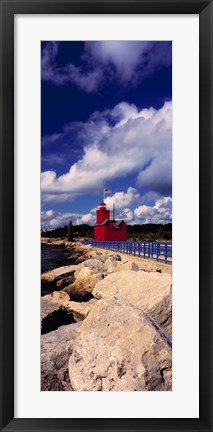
<box><xmin>94</xmin><ymin>200</ymin><xmax>126</xmax><ymax>241</ymax></box>
<box><xmin>96</xmin><ymin>201</ymin><xmax>110</xmax><ymax>224</ymax></box>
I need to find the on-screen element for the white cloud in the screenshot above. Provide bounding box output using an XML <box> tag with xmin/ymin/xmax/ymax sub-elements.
<box><xmin>41</xmin><ymin>196</ymin><xmax>172</xmax><ymax>228</ymax></box>
<box><xmin>80</xmin><ymin>213</ymin><xmax>96</xmax><ymax>225</ymax></box>
<box><xmin>41</xmin><ymin>42</ymin><xmax>103</xmax><ymax>92</ymax></box>
<box><xmin>134</xmin><ymin>197</ymin><xmax>172</xmax><ymax>224</ymax></box>
<box><xmin>85</xmin><ymin>41</ymin><xmax>151</xmax><ymax>83</ymax></box>
<box><xmin>41</xmin><ymin>193</ymin><xmax>77</xmax><ymax>205</ymax></box>
<box><xmin>116</xmin><ymin>208</ymin><xmax>134</xmax><ymax>223</ymax></box>
<box><xmin>104</xmin><ymin>187</ymin><xmax>140</xmax><ymax>210</ymax></box>
<box><xmin>41</xmin><ymin>210</ymin><xmax>76</xmax><ymax>228</ymax></box>
<box><xmin>137</xmin><ymin>155</ymin><xmax>172</xmax><ymax>195</ymax></box>
<box><xmin>41</xmin><ymin>101</ymin><xmax>172</xmax><ymax>204</ymax></box>
<box><xmin>41</xmin><ymin>209</ymin><xmax>95</xmax><ymax>229</ymax></box>
<box><xmin>42</xmin><ymin>41</ymin><xmax>171</xmax><ymax>91</ymax></box>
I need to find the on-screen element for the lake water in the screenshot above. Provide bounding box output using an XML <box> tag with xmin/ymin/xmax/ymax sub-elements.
<box><xmin>41</xmin><ymin>243</ymin><xmax>70</xmax><ymax>273</ymax></box>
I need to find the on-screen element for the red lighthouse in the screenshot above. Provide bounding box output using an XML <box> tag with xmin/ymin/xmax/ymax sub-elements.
<box><xmin>94</xmin><ymin>201</ymin><xmax>126</xmax><ymax>241</ymax></box>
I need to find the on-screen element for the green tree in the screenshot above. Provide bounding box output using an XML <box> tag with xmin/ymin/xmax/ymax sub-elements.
<box><xmin>67</xmin><ymin>220</ymin><xmax>73</xmax><ymax>241</ymax></box>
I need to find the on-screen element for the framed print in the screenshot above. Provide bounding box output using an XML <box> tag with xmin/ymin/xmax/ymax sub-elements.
<box><xmin>0</xmin><ymin>0</ymin><xmax>212</xmax><ymax>431</ymax></box>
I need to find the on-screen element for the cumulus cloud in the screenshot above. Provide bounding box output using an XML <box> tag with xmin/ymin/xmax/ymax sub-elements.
<box><xmin>104</xmin><ymin>187</ymin><xmax>140</xmax><ymax>210</ymax></box>
<box><xmin>41</xmin><ymin>41</ymin><xmax>171</xmax><ymax>91</ymax></box>
<box><xmin>41</xmin><ymin>209</ymin><xmax>96</xmax><ymax>229</ymax></box>
<box><xmin>110</xmin><ymin>196</ymin><xmax>172</xmax><ymax>225</ymax></box>
<box><xmin>41</xmin><ymin>196</ymin><xmax>172</xmax><ymax>228</ymax></box>
<box><xmin>117</xmin><ymin>208</ymin><xmax>134</xmax><ymax>223</ymax></box>
<box><xmin>41</xmin><ymin>100</ymin><xmax>172</xmax><ymax>204</ymax></box>
<box><xmin>134</xmin><ymin>197</ymin><xmax>172</xmax><ymax>224</ymax></box>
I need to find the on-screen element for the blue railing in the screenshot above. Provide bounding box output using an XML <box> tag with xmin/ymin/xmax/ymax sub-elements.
<box><xmin>81</xmin><ymin>241</ymin><xmax>172</xmax><ymax>264</ymax></box>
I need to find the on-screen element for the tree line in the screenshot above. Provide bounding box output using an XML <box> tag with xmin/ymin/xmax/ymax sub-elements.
<box><xmin>41</xmin><ymin>222</ymin><xmax>172</xmax><ymax>242</ymax></box>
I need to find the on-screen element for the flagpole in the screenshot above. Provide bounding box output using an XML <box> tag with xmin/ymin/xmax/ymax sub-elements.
<box><xmin>103</xmin><ymin>188</ymin><xmax>105</xmax><ymax>201</ymax></box>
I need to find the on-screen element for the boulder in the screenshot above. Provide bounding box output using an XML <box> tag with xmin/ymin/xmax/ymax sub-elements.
<box><xmin>74</xmin><ymin>267</ymin><xmax>93</xmax><ymax>280</ymax></box>
<box><xmin>93</xmin><ymin>271</ymin><xmax>172</xmax><ymax>338</ymax></box>
<box><xmin>63</xmin><ymin>273</ymin><xmax>103</xmax><ymax>301</ymax></box>
<box><xmin>41</xmin><ymin>323</ymin><xmax>80</xmax><ymax>391</ymax></box>
<box><xmin>78</xmin><ymin>258</ymin><xmax>104</xmax><ymax>274</ymax></box>
<box><xmin>116</xmin><ymin>260</ymin><xmax>140</xmax><ymax>272</ymax></box>
<box><xmin>69</xmin><ymin>300</ymin><xmax>172</xmax><ymax>391</ymax></box>
<box><xmin>108</xmin><ymin>253</ymin><xmax>121</xmax><ymax>261</ymax></box>
<box><xmin>65</xmin><ymin>299</ymin><xmax>97</xmax><ymax>322</ymax></box>
<box><xmin>41</xmin><ymin>296</ymin><xmax>75</xmax><ymax>334</ymax></box>
<box><xmin>65</xmin><ymin>242</ymin><xmax>94</xmax><ymax>263</ymax></box>
<box><xmin>56</xmin><ymin>275</ymin><xmax>75</xmax><ymax>289</ymax></box>
<box><xmin>43</xmin><ymin>291</ymin><xmax>70</xmax><ymax>305</ymax></box>
<box><xmin>103</xmin><ymin>257</ymin><xmax>118</xmax><ymax>274</ymax></box>
<box><xmin>41</xmin><ymin>265</ymin><xmax>78</xmax><ymax>284</ymax></box>
<box><xmin>76</xmin><ymin>253</ymin><xmax>94</xmax><ymax>264</ymax></box>
<box><xmin>41</xmin><ymin>298</ymin><xmax>61</xmax><ymax>321</ymax></box>
<box><xmin>93</xmin><ymin>253</ymin><xmax>110</xmax><ymax>263</ymax></box>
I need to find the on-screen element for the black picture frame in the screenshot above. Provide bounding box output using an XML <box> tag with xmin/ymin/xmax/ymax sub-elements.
<box><xmin>0</xmin><ymin>0</ymin><xmax>212</xmax><ymax>431</ymax></box>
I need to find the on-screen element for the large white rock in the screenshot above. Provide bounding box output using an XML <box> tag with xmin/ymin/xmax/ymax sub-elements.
<box><xmin>93</xmin><ymin>270</ymin><xmax>172</xmax><ymax>337</ymax></box>
<box><xmin>63</xmin><ymin>273</ymin><xmax>103</xmax><ymax>301</ymax></box>
<box><xmin>69</xmin><ymin>300</ymin><xmax>172</xmax><ymax>391</ymax></box>
<box><xmin>41</xmin><ymin>265</ymin><xmax>78</xmax><ymax>284</ymax></box>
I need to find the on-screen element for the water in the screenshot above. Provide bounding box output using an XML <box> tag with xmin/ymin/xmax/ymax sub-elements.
<box><xmin>41</xmin><ymin>243</ymin><xmax>70</xmax><ymax>273</ymax></box>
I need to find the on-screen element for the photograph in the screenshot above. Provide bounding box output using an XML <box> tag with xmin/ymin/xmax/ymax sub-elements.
<box><xmin>1</xmin><ymin>0</ymin><xmax>212</xmax><ymax>429</ymax></box>
<box><xmin>40</xmin><ymin>40</ymin><xmax>173</xmax><ymax>392</ymax></box>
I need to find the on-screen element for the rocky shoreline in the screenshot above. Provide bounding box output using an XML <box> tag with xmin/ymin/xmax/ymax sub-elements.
<box><xmin>41</xmin><ymin>240</ymin><xmax>172</xmax><ymax>391</ymax></box>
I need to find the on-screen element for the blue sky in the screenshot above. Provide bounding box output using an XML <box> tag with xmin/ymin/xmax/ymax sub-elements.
<box><xmin>41</xmin><ymin>41</ymin><xmax>172</xmax><ymax>228</ymax></box>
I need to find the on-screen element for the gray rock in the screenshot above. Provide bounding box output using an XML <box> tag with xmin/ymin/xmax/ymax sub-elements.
<box><xmin>109</xmin><ymin>254</ymin><xmax>121</xmax><ymax>261</ymax></box>
<box><xmin>116</xmin><ymin>260</ymin><xmax>140</xmax><ymax>271</ymax></box>
<box><xmin>41</xmin><ymin>323</ymin><xmax>80</xmax><ymax>391</ymax></box>
<box><xmin>103</xmin><ymin>257</ymin><xmax>118</xmax><ymax>274</ymax></box>
<box><xmin>41</xmin><ymin>265</ymin><xmax>78</xmax><ymax>285</ymax></box>
<box><xmin>78</xmin><ymin>258</ymin><xmax>104</xmax><ymax>274</ymax></box>
<box><xmin>41</xmin><ymin>297</ymin><xmax>75</xmax><ymax>334</ymax></box>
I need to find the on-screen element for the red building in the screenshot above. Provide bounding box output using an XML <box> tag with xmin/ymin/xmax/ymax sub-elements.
<box><xmin>94</xmin><ymin>201</ymin><xmax>126</xmax><ymax>241</ymax></box>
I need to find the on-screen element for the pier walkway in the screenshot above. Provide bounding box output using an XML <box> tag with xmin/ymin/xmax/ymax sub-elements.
<box><xmin>81</xmin><ymin>241</ymin><xmax>172</xmax><ymax>264</ymax></box>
